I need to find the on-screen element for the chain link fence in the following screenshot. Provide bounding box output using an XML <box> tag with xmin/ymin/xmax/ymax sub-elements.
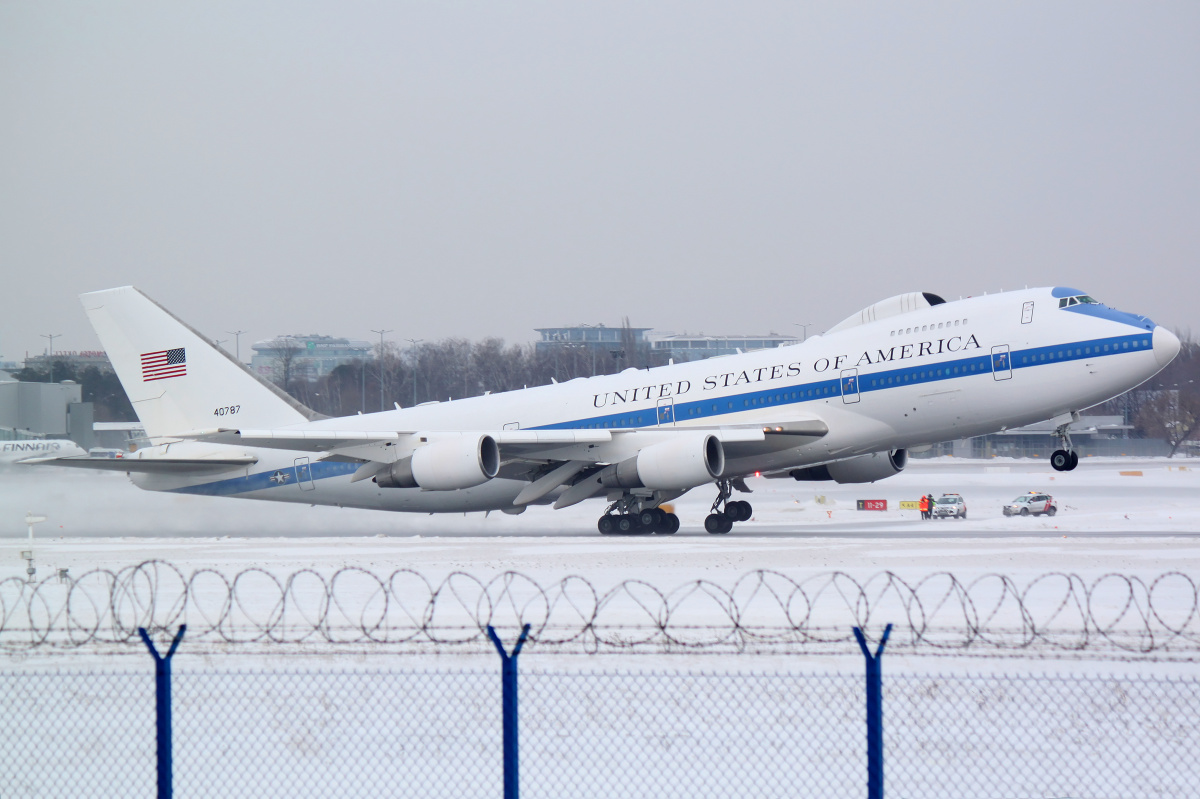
<box><xmin>3</xmin><ymin>636</ymin><xmax>1198</xmax><ymax>797</ymax></box>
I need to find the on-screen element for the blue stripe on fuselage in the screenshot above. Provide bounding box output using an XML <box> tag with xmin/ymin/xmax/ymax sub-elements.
<box><xmin>169</xmin><ymin>459</ymin><xmax>360</xmax><ymax>496</ymax></box>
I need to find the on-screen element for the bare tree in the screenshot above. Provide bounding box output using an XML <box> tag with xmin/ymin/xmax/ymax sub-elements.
<box><xmin>268</xmin><ymin>337</ymin><xmax>304</xmax><ymax>394</ymax></box>
<box><xmin>1136</xmin><ymin>390</ymin><xmax>1200</xmax><ymax>457</ymax></box>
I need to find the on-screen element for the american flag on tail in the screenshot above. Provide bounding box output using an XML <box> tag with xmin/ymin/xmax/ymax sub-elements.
<box><xmin>141</xmin><ymin>348</ymin><xmax>187</xmax><ymax>381</ymax></box>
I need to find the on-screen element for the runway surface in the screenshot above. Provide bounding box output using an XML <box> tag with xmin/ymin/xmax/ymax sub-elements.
<box><xmin>2</xmin><ymin>456</ymin><xmax>1196</xmax><ymax>539</ymax></box>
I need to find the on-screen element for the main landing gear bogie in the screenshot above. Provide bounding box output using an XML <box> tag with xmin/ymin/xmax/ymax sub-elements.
<box><xmin>705</xmin><ymin>480</ymin><xmax>753</xmax><ymax>535</ymax></box>
<box><xmin>598</xmin><ymin>507</ymin><xmax>681</xmax><ymax>535</ymax></box>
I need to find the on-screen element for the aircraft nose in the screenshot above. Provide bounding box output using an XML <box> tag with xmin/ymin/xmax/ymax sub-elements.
<box><xmin>1153</xmin><ymin>326</ymin><xmax>1181</xmax><ymax>368</ymax></box>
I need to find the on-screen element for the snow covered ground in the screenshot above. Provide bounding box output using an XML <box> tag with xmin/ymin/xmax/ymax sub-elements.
<box><xmin>3</xmin><ymin>459</ymin><xmax>1198</xmax><ymax>796</ymax></box>
<box><xmin>3</xmin><ymin>455</ymin><xmax>1198</xmax><ymax>567</ymax></box>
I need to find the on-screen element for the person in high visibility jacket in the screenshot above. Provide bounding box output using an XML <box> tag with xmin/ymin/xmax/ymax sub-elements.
<box><xmin>919</xmin><ymin>494</ymin><xmax>930</xmax><ymax>519</ymax></box>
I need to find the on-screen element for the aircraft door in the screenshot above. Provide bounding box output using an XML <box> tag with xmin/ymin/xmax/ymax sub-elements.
<box><xmin>656</xmin><ymin>397</ymin><xmax>676</xmax><ymax>426</ymax></box>
<box><xmin>294</xmin><ymin>457</ymin><xmax>316</xmax><ymax>491</ymax></box>
<box><xmin>1021</xmin><ymin>302</ymin><xmax>1035</xmax><ymax>324</ymax></box>
<box><xmin>991</xmin><ymin>345</ymin><xmax>1012</xmax><ymax>381</ymax></box>
<box><xmin>840</xmin><ymin>369</ymin><xmax>860</xmax><ymax>404</ymax></box>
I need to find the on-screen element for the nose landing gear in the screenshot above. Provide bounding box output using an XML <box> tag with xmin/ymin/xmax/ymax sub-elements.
<box><xmin>704</xmin><ymin>479</ymin><xmax>753</xmax><ymax>534</ymax></box>
<box><xmin>1050</xmin><ymin>423</ymin><xmax>1079</xmax><ymax>471</ymax></box>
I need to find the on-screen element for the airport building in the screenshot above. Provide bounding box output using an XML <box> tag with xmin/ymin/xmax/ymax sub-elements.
<box><xmin>0</xmin><ymin>376</ymin><xmax>94</xmax><ymax>448</ymax></box>
<box><xmin>534</xmin><ymin>325</ymin><xmax>798</xmax><ymax>361</ymax></box>
<box><xmin>534</xmin><ymin>325</ymin><xmax>652</xmax><ymax>356</ymax></box>
<box><xmin>647</xmin><ymin>333</ymin><xmax>799</xmax><ymax>361</ymax></box>
<box><xmin>22</xmin><ymin>350</ymin><xmax>114</xmax><ymax>374</ymax></box>
<box><xmin>250</xmin><ymin>335</ymin><xmax>373</xmax><ymax>383</ymax></box>
<box><xmin>926</xmin><ymin>415</ymin><xmax>1171</xmax><ymax>459</ymax></box>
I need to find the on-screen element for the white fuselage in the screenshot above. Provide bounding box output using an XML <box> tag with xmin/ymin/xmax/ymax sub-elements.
<box><xmin>1</xmin><ymin>439</ymin><xmax>88</xmax><ymax>465</ymax></box>
<box><xmin>128</xmin><ymin>288</ymin><xmax>1175</xmax><ymax>513</ymax></box>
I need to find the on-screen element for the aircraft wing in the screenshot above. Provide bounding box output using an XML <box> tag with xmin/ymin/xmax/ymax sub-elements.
<box><xmin>180</xmin><ymin>422</ymin><xmax>826</xmax><ymax>463</ymax></box>
<box><xmin>19</xmin><ymin>455</ymin><xmax>258</xmax><ymax>474</ymax></box>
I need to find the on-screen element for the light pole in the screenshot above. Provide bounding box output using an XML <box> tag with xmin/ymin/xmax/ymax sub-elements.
<box><xmin>40</xmin><ymin>334</ymin><xmax>60</xmax><ymax>382</ymax></box>
<box><xmin>793</xmin><ymin>322</ymin><xmax>812</xmax><ymax>342</ymax></box>
<box><xmin>226</xmin><ymin>330</ymin><xmax>247</xmax><ymax>362</ymax></box>
<box><xmin>406</xmin><ymin>338</ymin><xmax>423</xmax><ymax>407</ymax></box>
<box><xmin>370</xmin><ymin>329</ymin><xmax>392</xmax><ymax>412</ymax></box>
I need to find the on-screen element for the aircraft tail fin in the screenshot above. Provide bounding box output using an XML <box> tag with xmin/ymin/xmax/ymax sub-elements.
<box><xmin>81</xmin><ymin>287</ymin><xmax>319</xmax><ymax>439</ymax></box>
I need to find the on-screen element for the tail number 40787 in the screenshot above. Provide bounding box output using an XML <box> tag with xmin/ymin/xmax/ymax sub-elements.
<box><xmin>214</xmin><ymin>405</ymin><xmax>241</xmax><ymax>417</ymax></box>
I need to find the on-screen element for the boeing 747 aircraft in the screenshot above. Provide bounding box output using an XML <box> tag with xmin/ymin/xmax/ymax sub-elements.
<box><xmin>28</xmin><ymin>286</ymin><xmax>1179</xmax><ymax>534</ymax></box>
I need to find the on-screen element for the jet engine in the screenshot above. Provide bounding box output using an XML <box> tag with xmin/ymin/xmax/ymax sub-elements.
<box><xmin>375</xmin><ymin>434</ymin><xmax>500</xmax><ymax>490</ymax></box>
<box><xmin>600</xmin><ymin>433</ymin><xmax>725</xmax><ymax>490</ymax></box>
<box><xmin>789</xmin><ymin>449</ymin><xmax>907</xmax><ymax>484</ymax></box>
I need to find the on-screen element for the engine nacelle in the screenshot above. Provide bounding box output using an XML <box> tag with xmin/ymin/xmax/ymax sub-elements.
<box><xmin>375</xmin><ymin>434</ymin><xmax>500</xmax><ymax>490</ymax></box>
<box><xmin>789</xmin><ymin>449</ymin><xmax>907</xmax><ymax>484</ymax></box>
<box><xmin>600</xmin><ymin>434</ymin><xmax>725</xmax><ymax>490</ymax></box>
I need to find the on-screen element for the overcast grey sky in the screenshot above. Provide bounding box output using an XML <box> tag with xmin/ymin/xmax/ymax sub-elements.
<box><xmin>2</xmin><ymin>2</ymin><xmax>1197</xmax><ymax>362</ymax></box>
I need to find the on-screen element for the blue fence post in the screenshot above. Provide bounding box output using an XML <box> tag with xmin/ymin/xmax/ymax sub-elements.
<box><xmin>139</xmin><ymin>625</ymin><xmax>186</xmax><ymax>799</ymax></box>
<box><xmin>853</xmin><ymin>623</ymin><xmax>893</xmax><ymax>799</ymax></box>
<box><xmin>487</xmin><ymin>623</ymin><xmax>532</xmax><ymax>799</ymax></box>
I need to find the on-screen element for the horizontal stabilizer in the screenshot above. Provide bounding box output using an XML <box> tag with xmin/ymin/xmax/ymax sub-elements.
<box><xmin>195</xmin><ymin>429</ymin><xmax>407</xmax><ymax>451</ymax></box>
<box><xmin>20</xmin><ymin>455</ymin><xmax>258</xmax><ymax>475</ymax></box>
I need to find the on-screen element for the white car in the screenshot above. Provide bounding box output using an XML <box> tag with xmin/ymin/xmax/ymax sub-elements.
<box><xmin>1003</xmin><ymin>492</ymin><xmax>1057</xmax><ymax>517</ymax></box>
<box><xmin>933</xmin><ymin>494</ymin><xmax>967</xmax><ymax>519</ymax></box>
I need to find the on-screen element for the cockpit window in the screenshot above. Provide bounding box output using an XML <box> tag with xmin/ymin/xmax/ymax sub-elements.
<box><xmin>1058</xmin><ymin>294</ymin><xmax>1099</xmax><ymax>308</ymax></box>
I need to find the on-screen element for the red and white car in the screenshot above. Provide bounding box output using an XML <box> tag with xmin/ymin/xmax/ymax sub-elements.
<box><xmin>1003</xmin><ymin>492</ymin><xmax>1057</xmax><ymax>517</ymax></box>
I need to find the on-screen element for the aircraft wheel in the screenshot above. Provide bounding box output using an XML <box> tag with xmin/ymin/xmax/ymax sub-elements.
<box><xmin>598</xmin><ymin>516</ymin><xmax>616</xmax><ymax>535</ymax></box>
<box><xmin>617</xmin><ymin>515</ymin><xmax>634</xmax><ymax>533</ymax></box>
<box><xmin>1020</xmin><ymin>507</ymin><xmax>1029</xmax><ymax>516</ymax></box>
<box><xmin>734</xmin><ymin>501</ymin><xmax>753</xmax><ymax>521</ymax></box>
<box><xmin>663</xmin><ymin>513</ymin><xmax>680</xmax><ymax>534</ymax></box>
<box><xmin>705</xmin><ymin>513</ymin><xmax>729</xmax><ymax>534</ymax></box>
<box><xmin>1051</xmin><ymin>450</ymin><xmax>1070</xmax><ymax>471</ymax></box>
<box><xmin>723</xmin><ymin>502</ymin><xmax>741</xmax><ymax>520</ymax></box>
<box><xmin>1047</xmin><ymin>506</ymin><xmax>1057</xmax><ymax>517</ymax></box>
<box><xmin>639</xmin><ymin>508</ymin><xmax>664</xmax><ymax>530</ymax></box>
<box><xmin>1067</xmin><ymin>451</ymin><xmax>1079</xmax><ymax>470</ymax></box>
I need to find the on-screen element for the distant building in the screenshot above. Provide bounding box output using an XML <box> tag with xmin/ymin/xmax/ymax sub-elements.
<box><xmin>647</xmin><ymin>333</ymin><xmax>799</xmax><ymax>362</ymax></box>
<box><xmin>0</xmin><ymin>375</ymin><xmax>93</xmax><ymax>447</ymax></box>
<box><xmin>534</xmin><ymin>325</ymin><xmax>652</xmax><ymax>358</ymax></box>
<box><xmin>250</xmin><ymin>335</ymin><xmax>373</xmax><ymax>383</ymax></box>
<box><xmin>923</xmin><ymin>415</ymin><xmax>1169</xmax><ymax>458</ymax></box>
<box><xmin>93</xmin><ymin>421</ymin><xmax>148</xmax><ymax>451</ymax></box>
<box><xmin>534</xmin><ymin>325</ymin><xmax>798</xmax><ymax>362</ymax></box>
<box><xmin>23</xmin><ymin>350</ymin><xmax>113</xmax><ymax>374</ymax></box>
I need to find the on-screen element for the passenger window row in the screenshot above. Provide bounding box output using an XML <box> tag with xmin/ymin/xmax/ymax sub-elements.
<box><xmin>890</xmin><ymin>319</ymin><xmax>967</xmax><ymax>336</ymax></box>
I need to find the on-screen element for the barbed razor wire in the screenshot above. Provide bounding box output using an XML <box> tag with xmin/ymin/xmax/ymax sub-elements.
<box><xmin>2</xmin><ymin>562</ymin><xmax>1199</xmax><ymax>657</ymax></box>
